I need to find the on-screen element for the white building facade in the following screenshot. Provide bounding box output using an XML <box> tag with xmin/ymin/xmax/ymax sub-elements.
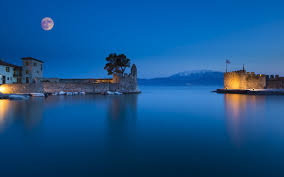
<box><xmin>0</xmin><ymin>57</ymin><xmax>43</xmax><ymax>85</ymax></box>
<box><xmin>0</xmin><ymin>60</ymin><xmax>21</xmax><ymax>84</ymax></box>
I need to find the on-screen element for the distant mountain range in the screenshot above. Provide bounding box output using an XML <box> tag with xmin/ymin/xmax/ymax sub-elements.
<box><xmin>138</xmin><ymin>70</ymin><xmax>224</xmax><ymax>86</ymax></box>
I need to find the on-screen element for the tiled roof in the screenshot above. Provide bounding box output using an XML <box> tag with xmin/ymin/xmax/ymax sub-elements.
<box><xmin>22</xmin><ymin>57</ymin><xmax>44</xmax><ymax>63</ymax></box>
<box><xmin>0</xmin><ymin>60</ymin><xmax>21</xmax><ymax>68</ymax></box>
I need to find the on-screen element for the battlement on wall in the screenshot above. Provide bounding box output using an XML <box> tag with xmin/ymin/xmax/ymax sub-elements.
<box><xmin>266</xmin><ymin>75</ymin><xmax>284</xmax><ymax>89</ymax></box>
<box><xmin>246</xmin><ymin>72</ymin><xmax>266</xmax><ymax>78</ymax></box>
<box><xmin>225</xmin><ymin>71</ymin><xmax>266</xmax><ymax>79</ymax></box>
<box><xmin>224</xmin><ymin>70</ymin><xmax>266</xmax><ymax>89</ymax></box>
<box><xmin>224</xmin><ymin>66</ymin><xmax>284</xmax><ymax>89</ymax></box>
<box><xmin>267</xmin><ymin>75</ymin><xmax>283</xmax><ymax>80</ymax></box>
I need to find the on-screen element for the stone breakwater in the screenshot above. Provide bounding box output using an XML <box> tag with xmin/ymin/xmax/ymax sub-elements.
<box><xmin>43</xmin><ymin>82</ymin><xmax>120</xmax><ymax>94</ymax></box>
<box><xmin>215</xmin><ymin>89</ymin><xmax>284</xmax><ymax>95</ymax></box>
<box><xmin>0</xmin><ymin>82</ymin><xmax>140</xmax><ymax>94</ymax></box>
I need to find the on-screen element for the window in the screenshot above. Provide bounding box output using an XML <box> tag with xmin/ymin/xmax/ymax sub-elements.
<box><xmin>26</xmin><ymin>62</ymin><xmax>29</xmax><ymax>66</ymax></box>
<box><xmin>41</xmin><ymin>64</ymin><xmax>43</xmax><ymax>71</ymax></box>
<box><xmin>2</xmin><ymin>76</ymin><xmax>5</xmax><ymax>84</ymax></box>
<box><xmin>26</xmin><ymin>70</ymin><xmax>29</xmax><ymax>74</ymax></box>
<box><xmin>7</xmin><ymin>77</ymin><xmax>9</xmax><ymax>80</ymax></box>
<box><xmin>6</xmin><ymin>67</ymin><xmax>10</xmax><ymax>72</ymax></box>
<box><xmin>26</xmin><ymin>77</ymin><xmax>29</xmax><ymax>83</ymax></box>
<box><xmin>33</xmin><ymin>62</ymin><xmax>37</xmax><ymax>66</ymax></box>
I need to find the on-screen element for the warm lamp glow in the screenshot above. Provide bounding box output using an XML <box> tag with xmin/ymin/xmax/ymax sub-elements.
<box><xmin>230</xmin><ymin>80</ymin><xmax>240</xmax><ymax>89</ymax></box>
<box><xmin>0</xmin><ymin>86</ymin><xmax>7</xmax><ymax>94</ymax></box>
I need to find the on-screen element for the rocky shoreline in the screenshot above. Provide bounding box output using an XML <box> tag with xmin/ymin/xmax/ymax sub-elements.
<box><xmin>214</xmin><ymin>89</ymin><xmax>284</xmax><ymax>95</ymax></box>
<box><xmin>0</xmin><ymin>94</ymin><xmax>30</xmax><ymax>100</ymax></box>
<box><xmin>0</xmin><ymin>90</ymin><xmax>141</xmax><ymax>100</ymax></box>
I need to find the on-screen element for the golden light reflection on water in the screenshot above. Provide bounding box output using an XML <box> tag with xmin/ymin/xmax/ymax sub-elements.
<box><xmin>0</xmin><ymin>95</ymin><xmax>138</xmax><ymax>134</ymax></box>
<box><xmin>0</xmin><ymin>100</ymin><xmax>11</xmax><ymax>132</ymax></box>
<box><xmin>0</xmin><ymin>99</ymin><xmax>44</xmax><ymax>133</ymax></box>
<box><xmin>224</xmin><ymin>94</ymin><xmax>265</xmax><ymax>147</ymax></box>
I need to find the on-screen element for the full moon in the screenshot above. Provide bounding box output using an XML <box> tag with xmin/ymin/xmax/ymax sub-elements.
<box><xmin>41</xmin><ymin>17</ymin><xmax>54</xmax><ymax>31</ymax></box>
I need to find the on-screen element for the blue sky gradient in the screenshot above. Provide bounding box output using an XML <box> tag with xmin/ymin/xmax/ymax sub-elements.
<box><xmin>1</xmin><ymin>0</ymin><xmax>284</xmax><ymax>78</ymax></box>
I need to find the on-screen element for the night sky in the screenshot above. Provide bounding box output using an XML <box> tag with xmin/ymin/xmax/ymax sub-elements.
<box><xmin>1</xmin><ymin>0</ymin><xmax>284</xmax><ymax>78</ymax></box>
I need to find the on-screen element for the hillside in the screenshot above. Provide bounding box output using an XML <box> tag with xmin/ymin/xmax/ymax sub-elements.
<box><xmin>138</xmin><ymin>70</ymin><xmax>224</xmax><ymax>86</ymax></box>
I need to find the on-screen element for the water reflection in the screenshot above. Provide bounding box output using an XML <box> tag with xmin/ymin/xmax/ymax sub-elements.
<box><xmin>0</xmin><ymin>94</ymin><xmax>139</xmax><ymax>134</ymax></box>
<box><xmin>106</xmin><ymin>94</ymin><xmax>138</xmax><ymax>138</ymax></box>
<box><xmin>0</xmin><ymin>100</ymin><xmax>11</xmax><ymax>132</ymax></box>
<box><xmin>224</xmin><ymin>94</ymin><xmax>265</xmax><ymax>146</ymax></box>
<box><xmin>0</xmin><ymin>98</ymin><xmax>44</xmax><ymax>133</ymax></box>
<box><xmin>107</xmin><ymin>94</ymin><xmax>138</xmax><ymax>121</ymax></box>
<box><xmin>105</xmin><ymin>94</ymin><xmax>138</xmax><ymax>163</ymax></box>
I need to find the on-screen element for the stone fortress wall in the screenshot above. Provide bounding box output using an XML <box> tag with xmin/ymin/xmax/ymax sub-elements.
<box><xmin>112</xmin><ymin>64</ymin><xmax>139</xmax><ymax>93</ymax></box>
<box><xmin>266</xmin><ymin>75</ymin><xmax>284</xmax><ymax>89</ymax></box>
<box><xmin>0</xmin><ymin>64</ymin><xmax>140</xmax><ymax>94</ymax></box>
<box><xmin>42</xmin><ymin>82</ymin><xmax>120</xmax><ymax>94</ymax></box>
<box><xmin>0</xmin><ymin>83</ymin><xmax>43</xmax><ymax>94</ymax></box>
<box><xmin>224</xmin><ymin>70</ymin><xmax>266</xmax><ymax>90</ymax></box>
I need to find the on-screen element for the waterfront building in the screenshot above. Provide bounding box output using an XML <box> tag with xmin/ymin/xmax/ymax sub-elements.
<box><xmin>0</xmin><ymin>57</ymin><xmax>43</xmax><ymax>85</ymax></box>
<box><xmin>224</xmin><ymin>66</ymin><xmax>284</xmax><ymax>89</ymax></box>
<box><xmin>21</xmin><ymin>57</ymin><xmax>44</xmax><ymax>83</ymax></box>
<box><xmin>0</xmin><ymin>60</ymin><xmax>22</xmax><ymax>84</ymax></box>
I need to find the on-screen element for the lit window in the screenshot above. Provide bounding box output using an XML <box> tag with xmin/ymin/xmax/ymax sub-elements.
<box><xmin>6</xmin><ymin>67</ymin><xmax>10</xmax><ymax>72</ymax></box>
<box><xmin>26</xmin><ymin>62</ymin><xmax>29</xmax><ymax>66</ymax></box>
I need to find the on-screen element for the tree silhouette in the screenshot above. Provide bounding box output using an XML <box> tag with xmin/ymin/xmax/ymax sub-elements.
<box><xmin>104</xmin><ymin>53</ymin><xmax>130</xmax><ymax>75</ymax></box>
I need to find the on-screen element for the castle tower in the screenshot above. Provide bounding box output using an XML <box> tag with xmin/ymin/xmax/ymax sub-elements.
<box><xmin>224</xmin><ymin>69</ymin><xmax>266</xmax><ymax>90</ymax></box>
<box><xmin>131</xmin><ymin>64</ymin><xmax>137</xmax><ymax>78</ymax></box>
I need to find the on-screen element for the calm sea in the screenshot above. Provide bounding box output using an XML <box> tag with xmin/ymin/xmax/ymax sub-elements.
<box><xmin>1</xmin><ymin>86</ymin><xmax>284</xmax><ymax>177</ymax></box>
